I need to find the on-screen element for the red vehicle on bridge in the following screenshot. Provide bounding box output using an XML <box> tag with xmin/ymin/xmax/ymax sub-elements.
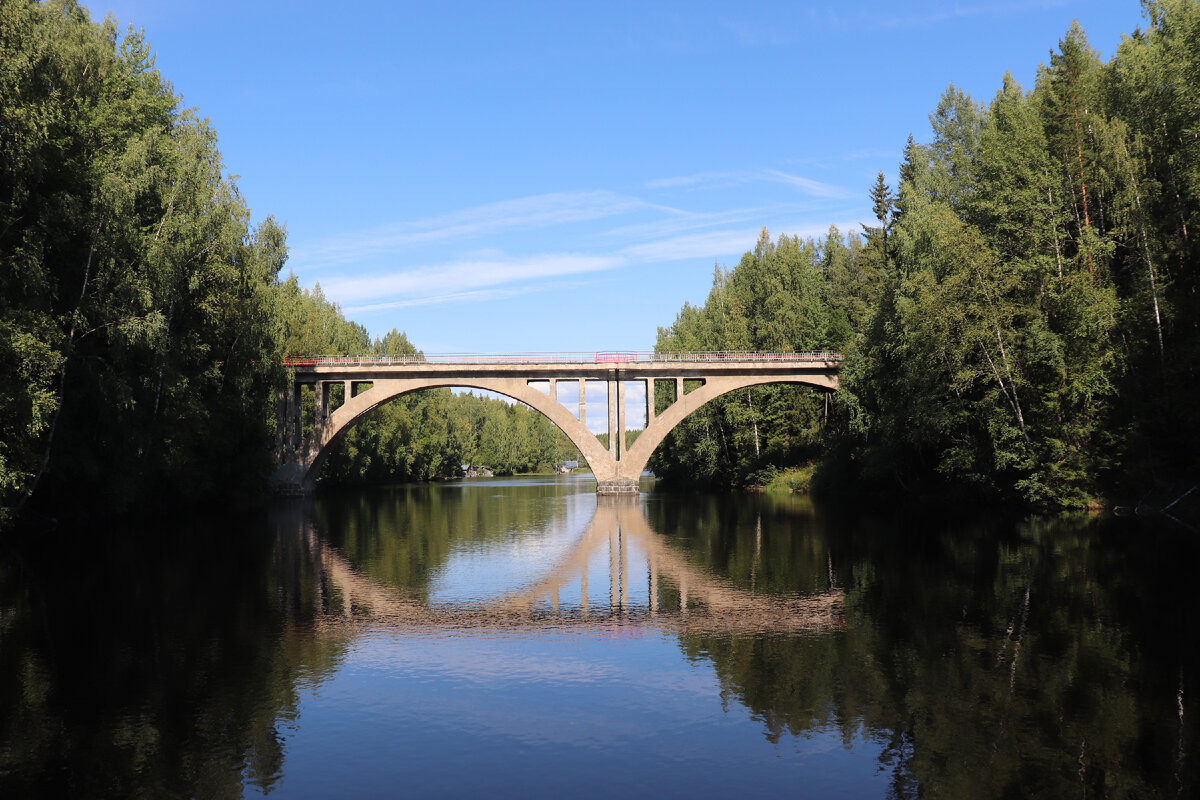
<box><xmin>594</xmin><ymin>351</ymin><xmax>637</xmax><ymax>363</ymax></box>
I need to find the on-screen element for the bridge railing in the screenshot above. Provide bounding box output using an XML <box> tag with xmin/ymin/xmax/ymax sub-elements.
<box><xmin>283</xmin><ymin>350</ymin><xmax>844</xmax><ymax>367</ymax></box>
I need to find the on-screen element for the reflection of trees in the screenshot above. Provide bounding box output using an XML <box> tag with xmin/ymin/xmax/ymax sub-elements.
<box><xmin>0</xmin><ymin>511</ymin><xmax>347</xmax><ymax>799</ymax></box>
<box><xmin>662</xmin><ymin>501</ymin><xmax>1200</xmax><ymax>798</ymax></box>
<box><xmin>310</xmin><ymin>480</ymin><xmax>584</xmax><ymax>596</ymax></box>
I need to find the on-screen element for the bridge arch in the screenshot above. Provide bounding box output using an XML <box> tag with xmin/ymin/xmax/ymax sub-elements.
<box><xmin>291</xmin><ymin>377</ymin><xmax>616</xmax><ymax>492</ymax></box>
<box><xmin>620</xmin><ymin>374</ymin><xmax>833</xmax><ymax>479</ymax></box>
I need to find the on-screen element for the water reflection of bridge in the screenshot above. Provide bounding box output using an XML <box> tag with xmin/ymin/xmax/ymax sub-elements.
<box><xmin>286</xmin><ymin>498</ymin><xmax>843</xmax><ymax>635</ymax></box>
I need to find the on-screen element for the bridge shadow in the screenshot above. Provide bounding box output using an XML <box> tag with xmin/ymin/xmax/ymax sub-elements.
<box><xmin>273</xmin><ymin>496</ymin><xmax>843</xmax><ymax>636</ymax></box>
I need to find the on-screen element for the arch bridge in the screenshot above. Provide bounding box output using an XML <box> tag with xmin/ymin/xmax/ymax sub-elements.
<box><xmin>270</xmin><ymin>351</ymin><xmax>841</xmax><ymax>496</ymax></box>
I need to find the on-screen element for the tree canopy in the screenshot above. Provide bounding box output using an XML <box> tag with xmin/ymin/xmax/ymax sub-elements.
<box><xmin>652</xmin><ymin>3</ymin><xmax>1200</xmax><ymax>509</ymax></box>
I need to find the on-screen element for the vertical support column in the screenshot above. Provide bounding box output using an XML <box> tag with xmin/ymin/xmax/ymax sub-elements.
<box><xmin>276</xmin><ymin>390</ymin><xmax>287</xmax><ymax>456</ymax></box>
<box><xmin>578</xmin><ymin>379</ymin><xmax>586</xmax><ymax>427</ymax></box>
<box><xmin>676</xmin><ymin>377</ymin><xmax>684</xmax><ymax>403</ymax></box>
<box><xmin>646</xmin><ymin>378</ymin><xmax>656</xmax><ymax>424</ymax></box>
<box><xmin>315</xmin><ymin>381</ymin><xmax>328</xmax><ymax>430</ymax></box>
<box><xmin>282</xmin><ymin>384</ymin><xmax>292</xmax><ymax>455</ymax></box>
<box><xmin>617</xmin><ymin>378</ymin><xmax>627</xmax><ymax>457</ymax></box>
<box><xmin>294</xmin><ymin>382</ymin><xmax>305</xmax><ymax>452</ymax></box>
<box><xmin>548</xmin><ymin>377</ymin><xmax>559</xmax><ymax>469</ymax></box>
<box><xmin>345</xmin><ymin>380</ymin><xmax>352</xmax><ymax>401</ymax></box>
<box><xmin>288</xmin><ymin>381</ymin><xmax>301</xmax><ymax>454</ymax></box>
<box><xmin>607</xmin><ymin>378</ymin><xmax>617</xmax><ymax>459</ymax></box>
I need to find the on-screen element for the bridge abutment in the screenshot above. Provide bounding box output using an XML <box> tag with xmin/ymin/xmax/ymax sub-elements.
<box><xmin>269</xmin><ymin>461</ymin><xmax>315</xmax><ymax>496</ymax></box>
<box><xmin>596</xmin><ymin>478</ymin><xmax>640</xmax><ymax>496</ymax></box>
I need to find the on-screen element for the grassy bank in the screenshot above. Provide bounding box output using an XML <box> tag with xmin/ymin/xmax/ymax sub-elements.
<box><xmin>760</xmin><ymin>464</ymin><xmax>817</xmax><ymax>494</ymax></box>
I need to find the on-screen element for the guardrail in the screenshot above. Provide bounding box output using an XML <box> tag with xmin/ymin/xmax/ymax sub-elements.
<box><xmin>283</xmin><ymin>351</ymin><xmax>844</xmax><ymax>367</ymax></box>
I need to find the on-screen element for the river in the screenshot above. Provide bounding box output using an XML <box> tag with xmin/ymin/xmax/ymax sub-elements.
<box><xmin>1</xmin><ymin>475</ymin><xmax>1196</xmax><ymax>798</ymax></box>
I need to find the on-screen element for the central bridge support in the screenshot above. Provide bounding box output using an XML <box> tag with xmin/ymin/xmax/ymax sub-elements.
<box><xmin>270</xmin><ymin>355</ymin><xmax>840</xmax><ymax>496</ymax></box>
<box><xmin>596</xmin><ymin>478</ymin><xmax>640</xmax><ymax>496</ymax></box>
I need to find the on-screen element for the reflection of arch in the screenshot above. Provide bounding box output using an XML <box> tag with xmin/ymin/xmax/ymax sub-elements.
<box><xmin>271</xmin><ymin>357</ymin><xmax>840</xmax><ymax>495</ymax></box>
<box><xmin>288</xmin><ymin>497</ymin><xmax>843</xmax><ymax>635</ymax></box>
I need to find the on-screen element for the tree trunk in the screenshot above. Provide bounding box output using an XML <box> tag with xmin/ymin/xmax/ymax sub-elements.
<box><xmin>981</xmin><ymin>333</ymin><xmax>1031</xmax><ymax>447</ymax></box>
<box><xmin>21</xmin><ymin>223</ymin><xmax>103</xmax><ymax>510</ymax></box>
<box><xmin>1071</xmin><ymin>100</ymin><xmax>1094</xmax><ymax>275</ymax></box>
<box><xmin>746</xmin><ymin>390</ymin><xmax>760</xmax><ymax>458</ymax></box>
<box><xmin>1121</xmin><ymin>138</ymin><xmax>1165</xmax><ymax>363</ymax></box>
<box><xmin>1046</xmin><ymin>180</ymin><xmax>1065</xmax><ymax>279</ymax></box>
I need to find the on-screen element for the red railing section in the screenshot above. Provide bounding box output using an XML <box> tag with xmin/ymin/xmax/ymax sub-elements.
<box><xmin>283</xmin><ymin>351</ymin><xmax>843</xmax><ymax>367</ymax></box>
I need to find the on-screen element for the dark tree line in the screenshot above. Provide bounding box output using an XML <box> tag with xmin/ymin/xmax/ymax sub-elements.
<box><xmin>0</xmin><ymin>1</ymin><xmax>572</xmax><ymax>524</ymax></box>
<box><xmin>1</xmin><ymin>0</ymin><xmax>288</xmax><ymax>521</ymax></box>
<box><xmin>654</xmin><ymin>2</ymin><xmax>1200</xmax><ymax>509</ymax></box>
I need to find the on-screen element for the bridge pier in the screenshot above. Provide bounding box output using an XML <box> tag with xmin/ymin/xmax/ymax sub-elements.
<box><xmin>270</xmin><ymin>460</ymin><xmax>315</xmax><ymax>496</ymax></box>
<box><xmin>607</xmin><ymin>381</ymin><xmax>617</xmax><ymax>459</ymax></box>
<box><xmin>596</xmin><ymin>478</ymin><xmax>640</xmax><ymax>496</ymax></box>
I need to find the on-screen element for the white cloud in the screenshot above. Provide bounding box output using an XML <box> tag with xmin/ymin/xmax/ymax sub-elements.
<box><xmin>644</xmin><ymin>171</ymin><xmax>747</xmax><ymax>190</ymax></box>
<box><xmin>597</xmin><ymin>206</ymin><xmax>772</xmax><ymax>244</ymax></box>
<box><xmin>618</xmin><ymin>218</ymin><xmax>870</xmax><ymax>264</ymax></box>
<box><xmin>326</xmin><ymin>253</ymin><xmax>624</xmax><ymax>305</ymax></box>
<box><xmin>346</xmin><ymin>287</ymin><xmax>531</xmax><ymax>313</ymax></box>
<box><xmin>620</xmin><ymin>228</ymin><xmax>760</xmax><ymax>263</ymax></box>
<box><xmin>292</xmin><ymin>190</ymin><xmax>650</xmax><ymax>270</ymax></box>
<box><xmin>645</xmin><ymin>168</ymin><xmax>856</xmax><ymax>200</ymax></box>
<box><xmin>330</xmin><ymin>215</ymin><xmax>872</xmax><ymax>313</ymax></box>
<box><xmin>293</xmin><ymin>174</ymin><xmax>873</xmax><ymax>316</ymax></box>
<box><xmin>786</xmin><ymin>148</ymin><xmax>899</xmax><ymax>168</ymax></box>
<box><xmin>761</xmin><ymin>169</ymin><xmax>858</xmax><ymax>199</ymax></box>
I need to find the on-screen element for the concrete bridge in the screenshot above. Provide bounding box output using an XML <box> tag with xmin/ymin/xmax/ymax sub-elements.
<box><xmin>270</xmin><ymin>351</ymin><xmax>841</xmax><ymax>496</ymax></box>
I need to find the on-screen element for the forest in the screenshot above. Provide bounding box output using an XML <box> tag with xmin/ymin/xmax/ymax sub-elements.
<box><xmin>2</xmin><ymin>0</ymin><xmax>1198</xmax><ymax>523</ymax></box>
<box><xmin>0</xmin><ymin>0</ymin><xmax>573</xmax><ymax>524</ymax></box>
<box><xmin>653</xmin><ymin>3</ymin><xmax>1200</xmax><ymax>510</ymax></box>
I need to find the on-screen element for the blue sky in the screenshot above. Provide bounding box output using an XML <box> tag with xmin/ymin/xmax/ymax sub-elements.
<box><xmin>93</xmin><ymin>0</ymin><xmax>1145</xmax><ymax>355</ymax></box>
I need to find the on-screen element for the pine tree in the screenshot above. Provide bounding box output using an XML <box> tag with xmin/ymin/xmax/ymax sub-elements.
<box><xmin>863</xmin><ymin>172</ymin><xmax>896</xmax><ymax>267</ymax></box>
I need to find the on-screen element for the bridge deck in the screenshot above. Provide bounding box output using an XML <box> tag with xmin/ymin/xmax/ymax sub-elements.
<box><xmin>284</xmin><ymin>350</ymin><xmax>841</xmax><ymax>366</ymax></box>
<box><xmin>284</xmin><ymin>350</ymin><xmax>842</xmax><ymax>379</ymax></box>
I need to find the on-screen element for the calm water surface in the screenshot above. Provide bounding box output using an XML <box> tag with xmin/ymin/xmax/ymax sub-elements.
<box><xmin>1</xmin><ymin>475</ymin><xmax>1196</xmax><ymax>798</ymax></box>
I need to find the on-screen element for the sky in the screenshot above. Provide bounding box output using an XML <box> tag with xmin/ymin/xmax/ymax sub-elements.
<box><xmin>91</xmin><ymin>0</ymin><xmax>1147</xmax><ymax>356</ymax></box>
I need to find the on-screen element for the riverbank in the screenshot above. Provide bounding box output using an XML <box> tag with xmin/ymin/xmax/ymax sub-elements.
<box><xmin>756</xmin><ymin>464</ymin><xmax>817</xmax><ymax>495</ymax></box>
